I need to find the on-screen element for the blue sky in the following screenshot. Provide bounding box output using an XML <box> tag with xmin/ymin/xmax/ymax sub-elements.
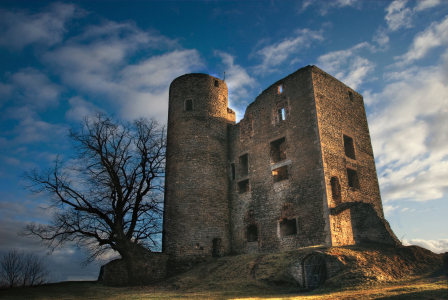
<box><xmin>0</xmin><ymin>0</ymin><xmax>447</xmax><ymax>281</ymax></box>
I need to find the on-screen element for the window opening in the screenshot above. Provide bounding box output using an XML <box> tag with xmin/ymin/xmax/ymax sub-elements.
<box><xmin>239</xmin><ymin>154</ymin><xmax>249</xmax><ymax>176</ymax></box>
<box><xmin>277</xmin><ymin>108</ymin><xmax>286</xmax><ymax>121</ymax></box>
<box><xmin>185</xmin><ymin>99</ymin><xmax>193</xmax><ymax>111</ymax></box>
<box><xmin>214</xmin><ymin>80</ymin><xmax>219</xmax><ymax>87</ymax></box>
<box><xmin>343</xmin><ymin>135</ymin><xmax>356</xmax><ymax>159</ymax></box>
<box><xmin>278</xmin><ymin>84</ymin><xmax>283</xmax><ymax>93</ymax></box>
<box><xmin>270</xmin><ymin>137</ymin><xmax>286</xmax><ymax>163</ymax></box>
<box><xmin>231</xmin><ymin>163</ymin><xmax>235</xmax><ymax>180</ymax></box>
<box><xmin>280</xmin><ymin>218</ymin><xmax>297</xmax><ymax>236</ymax></box>
<box><xmin>348</xmin><ymin>91</ymin><xmax>354</xmax><ymax>102</ymax></box>
<box><xmin>247</xmin><ymin>225</ymin><xmax>258</xmax><ymax>242</ymax></box>
<box><xmin>330</xmin><ymin>177</ymin><xmax>341</xmax><ymax>205</ymax></box>
<box><xmin>303</xmin><ymin>255</ymin><xmax>327</xmax><ymax>291</ymax></box>
<box><xmin>238</xmin><ymin>180</ymin><xmax>250</xmax><ymax>194</ymax></box>
<box><xmin>212</xmin><ymin>238</ymin><xmax>222</xmax><ymax>258</ymax></box>
<box><xmin>347</xmin><ymin>168</ymin><xmax>359</xmax><ymax>189</ymax></box>
<box><xmin>272</xmin><ymin>166</ymin><xmax>288</xmax><ymax>183</ymax></box>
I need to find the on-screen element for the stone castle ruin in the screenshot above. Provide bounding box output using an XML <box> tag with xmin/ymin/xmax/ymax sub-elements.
<box><xmin>163</xmin><ymin>65</ymin><xmax>399</xmax><ymax>267</ymax></box>
<box><xmin>101</xmin><ymin>65</ymin><xmax>400</xmax><ymax>285</ymax></box>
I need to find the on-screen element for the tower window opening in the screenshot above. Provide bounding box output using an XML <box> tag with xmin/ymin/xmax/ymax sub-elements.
<box><xmin>185</xmin><ymin>99</ymin><xmax>193</xmax><ymax>111</ymax></box>
<box><xmin>238</xmin><ymin>179</ymin><xmax>250</xmax><ymax>194</ymax></box>
<box><xmin>231</xmin><ymin>163</ymin><xmax>235</xmax><ymax>180</ymax></box>
<box><xmin>330</xmin><ymin>176</ymin><xmax>341</xmax><ymax>205</ymax></box>
<box><xmin>347</xmin><ymin>168</ymin><xmax>359</xmax><ymax>189</ymax></box>
<box><xmin>215</xmin><ymin>80</ymin><xmax>219</xmax><ymax>87</ymax></box>
<box><xmin>348</xmin><ymin>91</ymin><xmax>354</xmax><ymax>102</ymax></box>
<box><xmin>247</xmin><ymin>225</ymin><xmax>258</xmax><ymax>242</ymax></box>
<box><xmin>212</xmin><ymin>238</ymin><xmax>222</xmax><ymax>258</ymax></box>
<box><xmin>270</xmin><ymin>137</ymin><xmax>286</xmax><ymax>163</ymax></box>
<box><xmin>239</xmin><ymin>154</ymin><xmax>249</xmax><ymax>176</ymax></box>
<box><xmin>343</xmin><ymin>135</ymin><xmax>356</xmax><ymax>159</ymax></box>
<box><xmin>280</xmin><ymin>218</ymin><xmax>297</xmax><ymax>236</ymax></box>
<box><xmin>278</xmin><ymin>84</ymin><xmax>283</xmax><ymax>93</ymax></box>
<box><xmin>272</xmin><ymin>166</ymin><xmax>288</xmax><ymax>183</ymax></box>
<box><xmin>278</xmin><ymin>108</ymin><xmax>286</xmax><ymax>121</ymax></box>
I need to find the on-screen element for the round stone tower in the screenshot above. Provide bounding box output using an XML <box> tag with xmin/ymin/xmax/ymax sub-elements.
<box><xmin>163</xmin><ymin>73</ymin><xmax>231</xmax><ymax>265</ymax></box>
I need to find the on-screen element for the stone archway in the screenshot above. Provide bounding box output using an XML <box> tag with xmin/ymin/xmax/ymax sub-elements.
<box><xmin>302</xmin><ymin>254</ymin><xmax>327</xmax><ymax>290</ymax></box>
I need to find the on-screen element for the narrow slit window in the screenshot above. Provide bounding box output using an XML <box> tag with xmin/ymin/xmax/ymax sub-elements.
<box><xmin>348</xmin><ymin>91</ymin><xmax>354</xmax><ymax>102</ymax></box>
<box><xmin>215</xmin><ymin>80</ymin><xmax>219</xmax><ymax>87</ymax></box>
<box><xmin>239</xmin><ymin>154</ymin><xmax>249</xmax><ymax>176</ymax></box>
<box><xmin>347</xmin><ymin>168</ymin><xmax>359</xmax><ymax>189</ymax></box>
<box><xmin>280</xmin><ymin>218</ymin><xmax>297</xmax><ymax>236</ymax></box>
<box><xmin>277</xmin><ymin>108</ymin><xmax>286</xmax><ymax>121</ymax></box>
<box><xmin>272</xmin><ymin>166</ymin><xmax>288</xmax><ymax>183</ymax></box>
<box><xmin>270</xmin><ymin>137</ymin><xmax>286</xmax><ymax>163</ymax></box>
<box><xmin>343</xmin><ymin>135</ymin><xmax>356</xmax><ymax>160</ymax></box>
<box><xmin>231</xmin><ymin>163</ymin><xmax>235</xmax><ymax>180</ymax></box>
<box><xmin>185</xmin><ymin>99</ymin><xmax>193</xmax><ymax>111</ymax></box>
<box><xmin>238</xmin><ymin>179</ymin><xmax>250</xmax><ymax>194</ymax></box>
<box><xmin>330</xmin><ymin>176</ymin><xmax>341</xmax><ymax>205</ymax></box>
<box><xmin>247</xmin><ymin>225</ymin><xmax>258</xmax><ymax>242</ymax></box>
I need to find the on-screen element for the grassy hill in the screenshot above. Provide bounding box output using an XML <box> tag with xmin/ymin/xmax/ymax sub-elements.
<box><xmin>0</xmin><ymin>243</ymin><xmax>446</xmax><ymax>299</ymax></box>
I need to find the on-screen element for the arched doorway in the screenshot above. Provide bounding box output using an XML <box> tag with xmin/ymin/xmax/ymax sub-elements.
<box><xmin>303</xmin><ymin>254</ymin><xmax>327</xmax><ymax>290</ymax></box>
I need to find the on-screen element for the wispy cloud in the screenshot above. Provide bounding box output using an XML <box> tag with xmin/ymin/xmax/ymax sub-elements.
<box><xmin>41</xmin><ymin>21</ymin><xmax>203</xmax><ymax>122</ymax></box>
<box><xmin>316</xmin><ymin>42</ymin><xmax>375</xmax><ymax>90</ymax></box>
<box><xmin>402</xmin><ymin>238</ymin><xmax>448</xmax><ymax>253</ymax></box>
<box><xmin>0</xmin><ymin>3</ymin><xmax>84</xmax><ymax>50</ymax></box>
<box><xmin>251</xmin><ymin>29</ymin><xmax>323</xmax><ymax>76</ymax></box>
<box><xmin>214</xmin><ymin>51</ymin><xmax>257</xmax><ymax>121</ymax></box>
<box><xmin>394</xmin><ymin>15</ymin><xmax>448</xmax><ymax>66</ymax></box>
<box><xmin>384</xmin><ymin>0</ymin><xmax>443</xmax><ymax>31</ymax></box>
<box><xmin>369</xmin><ymin>57</ymin><xmax>448</xmax><ymax>202</ymax></box>
<box><xmin>299</xmin><ymin>0</ymin><xmax>359</xmax><ymax>15</ymax></box>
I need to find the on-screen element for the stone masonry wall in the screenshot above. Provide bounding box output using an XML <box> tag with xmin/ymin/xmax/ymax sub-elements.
<box><xmin>311</xmin><ymin>67</ymin><xmax>399</xmax><ymax>246</ymax></box>
<box><xmin>163</xmin><ymin>74</ymin><xmax>233</xmax><ymax>266</ymax></box>
<box><xmin>228</xmin><ymin>66</ymin><xmax>330</xmax><ymax>254</ymax></box>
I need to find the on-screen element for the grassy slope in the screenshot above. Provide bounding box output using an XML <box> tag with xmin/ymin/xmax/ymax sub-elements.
<box><xmin>0</xmin><ymin>244</ymin><xmax>446</xmax><ymax>300</ymax></box>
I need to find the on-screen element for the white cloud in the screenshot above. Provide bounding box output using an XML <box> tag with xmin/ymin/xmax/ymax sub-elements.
<box><xmin>299</xmin><ymin>0</ymin><xmax>359</xmax><ymax>15</ymax></box>
<box><xmin>316</xmin><ymin>42</ymin><xmax>375</xmax><ymax>90</ymax></box>
<box><xmin>395</xmin><ymin>16</ymin><xmax>448</xmax><ymax>65</ymax></box>
<box><xmin>9</xmin><ymin>68</ymin><xmax>62</xmax><ymax>110</ymax></box>
<box><xmin>252</xmin><ymin>29</ymin><xmax>323</xmax><ymax>76</ymax></box>
<box><xmin>385</xmin><ymin>0</ymin><xmax>413</xmax><ymax>31</ymax></box>
<box><xmin>383</xmin><ymin>204</ymin><xmax>399</xmax><ymax>216</ymax></box>
<box><xmin>65</xmin><ymin>97</ymin><xmax>103</xmax><ymax>122</ymax></box>
<box><xmin>373</xmin><ymin>27</ymin><xmax>390</xmax><ymax>48</ymax></box>
<box><xmin>214</xmin><ymin>51</ymin><xmax>257</xmax><ymax>121</ymax></box>
<box><xmin>402</xmin><ymin>238</ymin><xmax>448</xmax><ymax>253</ymax></box>
<box><xmin>42</xmin><ymin>21</ymin><xmax>203</xmax><ymax>122</ymax></box>
<box><xmin>0</xmin><ymin>3</ymin><xmax>83</xmax><ymax>50</ymax></box>
<box><xmin>414</xmin><ymin>0</ymin><xmax>442</xmax><ymax>11</ymax></box>
<box><xmin>369</xmin><ymin>58</ymin><xmax>448</xmax><ymax>202</ymax></box>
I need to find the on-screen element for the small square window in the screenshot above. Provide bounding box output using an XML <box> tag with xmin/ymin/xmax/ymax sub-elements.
<box><xmin>238</xmin><ymin>180</ymin><xmax>250</xmax><ymax>194</ymax></box>
<box><xmin>270</xmin><ymin>137</ymin><xmax>286</xmax><ymax>163</ymax></box>
<box><xmin>280</xmin><ymin>218</ymin><xmax>297</xmax><ymax>236</ymax></box>
<box><xmin>272</xmin><ymin>166</ymin><xmax>288</xmax><ymax>183</ymax></box>
<box><xmin>185</xmin><ymin>99</ymin><xmax>193</xmax><ymax>111</ymax></box>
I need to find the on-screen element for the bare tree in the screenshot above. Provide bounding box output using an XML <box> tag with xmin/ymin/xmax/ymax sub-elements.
<box><xmin>0</xmin><ymin>249</ymin><xmax>50</xmax><ymax>288</ymax></box>
<box><xmin>21</xmin><ymin>112</ymin><xmax>166</xmax><ymax>285</ymax></box>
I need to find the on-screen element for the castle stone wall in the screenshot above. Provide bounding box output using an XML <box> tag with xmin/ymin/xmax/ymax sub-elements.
<box><xmin>163</xmin><ymin>74</ymin><xmax>232</xmax><ymax>265</ymax></box>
